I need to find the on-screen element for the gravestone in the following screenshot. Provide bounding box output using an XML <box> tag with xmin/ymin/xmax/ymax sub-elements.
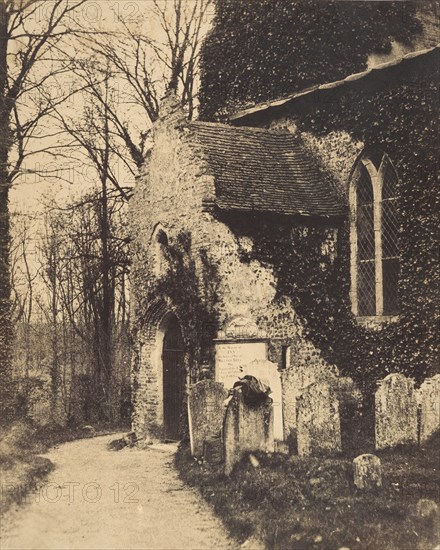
<box><xmin>353</xmin><ymin>454</ymin><xmax>382</xmax><ymax>490</ymax></box>
<box><xmin>223</xmin><ymin>389</ymin><xmax>274</xmax><ymax>475</ymax></box>
<box><xmin>375</xmin><ymin>373</ymin><xmax>418</xmax><ymax>449</ymax></box>
<box><xmin>281</xmin><ymin>363</ymin><xmax>340</xmax><ymax>438</ymax></box>
<box><xmin>203</xmin><ymin>434</ymin><xmax>223</xmax><ymax>464</ymax></box>
<box><xmin>296</xmin><ymin>382</ymin><xmax>341</xmax><ymax>457</ymax></box>
<box><xmin>188</xmin><ymin>380</ymin><xmax>228</xmax><ymax>458</ymax></box>
<box><xmin>241</xmin><ymin>359</ymin><xmax>283</xmax><ymax>440</ymax></box>
<box><xmin>417</xmin><ymin>374</ymin><xmax>440</xmax><ymax>444</ymax></box>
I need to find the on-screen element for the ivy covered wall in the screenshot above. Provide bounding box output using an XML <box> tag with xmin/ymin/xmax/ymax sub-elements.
<box><xmin>129</xmin><ymin>94</ymin><xmax>337</xmax><ymax>438</ymax></box>
<box><xmin>230</xmin><ymin>54</ymin><xmax>439</xmax><ymax>396</ymax></box>
<box><xmin>199</xmin><ymin>0</ymin><xmax>426</xmax><ymax>120</ymax></box>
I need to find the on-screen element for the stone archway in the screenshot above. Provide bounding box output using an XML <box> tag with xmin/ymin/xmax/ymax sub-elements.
<box><xmin>132</xmin><ymin>303</ymin><xmax>189</xmax><ymax>441</ymax></box>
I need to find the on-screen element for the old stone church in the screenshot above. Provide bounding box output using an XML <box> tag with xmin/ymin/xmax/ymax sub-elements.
<box><xmin>129</xmin><ymin>44</ymin><xmax>438</xmax><ymax>442</ymax></box>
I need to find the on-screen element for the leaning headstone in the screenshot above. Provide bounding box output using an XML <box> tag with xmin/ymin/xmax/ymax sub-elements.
<box><xmin>296</xmin><ymin>382</ymin><xmax>341</xmax><ymax>457</ymax></box>
<box><xmin>188</xmin><ymin>380</ymin><xmax>228</xmax><ymax>458</ymax></box>
<box><xmin>417</xmin><ymin>374</ymin><xmax>440</xmax><ymax>444</ymax></box>
<box><xmin>241</xmin><ymin>359</ymin><xmax>284</xmax><ymax>440</ymax></box>
<box><xmin>353</xmin><ymin>454</ymin><xmax>382</xmax><ymax>490</ymax></box>
<box><xmin>223</xmin><ymin>390</ymin><xmax>274</xmax><ymax>475</ymax></box>
<box><xmin>375</xmin><ymin>373</ymin><xmax>418</xmax><ymax>449</ymax></box>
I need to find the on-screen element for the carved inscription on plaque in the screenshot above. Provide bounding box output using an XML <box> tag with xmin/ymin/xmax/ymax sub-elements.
<box><xmin>215</xmin><ymin>341</ymin><xmax>267</xmax><ymax>390</ymax></box>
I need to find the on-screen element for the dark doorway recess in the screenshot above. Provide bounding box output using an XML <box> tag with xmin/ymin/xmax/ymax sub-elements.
<box><xmin>162</xmin><ymin>314</ymin><xmax>185</xmax><ymax>441</ymax></box>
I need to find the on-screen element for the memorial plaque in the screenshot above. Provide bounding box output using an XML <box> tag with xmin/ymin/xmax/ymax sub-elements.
<box><xmin>215</xmin><ymin>341</ymin><xmax>267</xmax><ymax>391</ymax></box>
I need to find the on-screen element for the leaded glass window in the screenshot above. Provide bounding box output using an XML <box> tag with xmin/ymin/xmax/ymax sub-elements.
<box><xmin>350</xmin><ymin>154</ymin><xmax>400</xmax><ymax>318</ymax></box>
<box><xmin>356</xmin><ymin>165</ymin><xmax>376</xmax><ymax>316</ymax></box>
<box><xmin>381</xmin><ymin>162</ymin><xmax>399</xmax><ymax>315</ymax></box>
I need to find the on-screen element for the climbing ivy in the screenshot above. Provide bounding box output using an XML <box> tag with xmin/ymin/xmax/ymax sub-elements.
<box><xmin>199</xmin><ymin>0</ymin><xmax>422</xmax><ymax>120</ymax></box>
<box><xmin>225</xmin><ymin>58</ymin><xmax>439</xmax><ymax>397</ymax></box>
<box><xmin>133</xmin><ymin>232</ymin><xmax>221</xmax><ymax>382</ymax></box>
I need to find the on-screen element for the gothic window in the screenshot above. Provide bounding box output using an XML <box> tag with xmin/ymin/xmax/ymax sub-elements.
<box><xmin>356</xmin><ymin>164</ymin><xmax>376</xmax><ymax>316</ymax></box>
<box><xmin>350</xmin><ymin>154</ymin><xmax>400</xmax><ymax>318</ymax></box>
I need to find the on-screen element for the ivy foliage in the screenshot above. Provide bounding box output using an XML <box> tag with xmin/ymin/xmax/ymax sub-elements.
<box><xmin>199</xmin><ymin>0</ymin><xmax>422</xmax><ymax>120</ymax></box>
<box><xmin>294</xmin><ymin>64</ymin><xmax>439</xmax><ymax>385</ymax></box>
<box><xmin>226</xmin><ymin>58</ymin><xmax>439</xmax><ymax>395</ymax></box>
<box><xmin>135</xmin><ymin>232</ymin><xmax>221</xmax><ymax>381</ymax></box>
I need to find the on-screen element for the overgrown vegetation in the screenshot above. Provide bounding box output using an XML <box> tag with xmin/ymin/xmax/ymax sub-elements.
<box><xmin>131</xmin><ymin>231</ymin><xmax>221</xmax><ymax>436</ymax></box>
<box><xmin>132</xmin><ymin>231</ymin><xmax>221</xmax><ymax>383</ymax></box>
<box><xmin>213</xmin><ymin>53</ymin><xmax>439</xmax><ymax>406</ymax></box>
<box><xmin>7</xmin><ymin>191</ymin><xmax>132</xmax><ymax>426</ymax></box>
<box><xmin>199</xmin><ymin>0</ymin><xmax>423</xmax><ymax>119</ymax></box>
<box><xmin>293</xmin><ymin>59</ymin><xmax>439</xmax><ymax>390</ymax></box>
<box><xmin>176</xmin><ymin>433</ymin><xmax>440</xmax><ymax>549</ymax></box>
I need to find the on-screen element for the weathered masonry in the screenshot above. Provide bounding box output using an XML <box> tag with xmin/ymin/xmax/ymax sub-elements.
<box><xmin>129</xmin><ymin>93</ymin><xmax>344</xmax><ymax>440</ymax></box>
<box><xmin>130</xmin><ymin>45</ymin><xmax>439</xmax><ymax>442</ymax></box>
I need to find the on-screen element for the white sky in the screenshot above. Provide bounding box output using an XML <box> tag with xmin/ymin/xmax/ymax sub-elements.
<box><xmin>10</xmin><ymin>0</ymin><xmax>214</xmax><ymax>216</ymax></box>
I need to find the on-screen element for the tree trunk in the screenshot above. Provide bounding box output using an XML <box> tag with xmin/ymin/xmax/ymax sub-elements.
<box><xmin>0</xmin><ymin>3</ymin><xmax>13</xmax><ymax>424</ymax></box>
<box><xmin>99</xmin><ymin>87</ymin><xmax>115</xmax><ymax>422</ymax></box>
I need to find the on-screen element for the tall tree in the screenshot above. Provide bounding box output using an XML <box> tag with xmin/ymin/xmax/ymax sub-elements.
<box><xmin>0</xmin><ymin>0</ymin><xmax>88</xmax><ymax>421</ymax></box>
<box><xmin>198</xmin><ymin>0</ymin><xmax>423</xmax><ymax>120</ymax></box>
<box><xmin>39</xmin><ymin>192</ymin><xmax>130</xmax><ymax>422</ymax></box>
<box><xmin>69</xmin><ymin>0</ymin><xmax>213</xmax><ymax>173</ymax></box>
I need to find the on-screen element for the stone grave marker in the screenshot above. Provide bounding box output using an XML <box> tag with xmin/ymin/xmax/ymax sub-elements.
<box><xmin>353</xmin><ymin>454</ymin><xmax>382</xmax><ymax>490</ymax></box>
<box><xmin>223</xmin><ymin>390</ymin><xmax>274</xmax><ymax>475</ymax></box>
<box><xmin>241</xmin><ymin>359</ymin><xmax>284</xmax><ymax>440</ymax></box>
<box><xmin>417</xmin><ymin>374</ymin><xmax>440</xmax><ymax>444</ymax></box>
<box><xmin>281</xmin><ymin>363</ymin><xmax>339</xmax><ymax>439</ymax></box>
<box><xmin>296</xmin><ymin>382</ymin><xmax>341</xmax><ymax>457</ymax></box>
<box><xmin>188</xmin><ymin>380</ymin><xmax>228</xmax><ymax>458</ymax></box>
<box><xmin>375</xmin><ymin>373</ymin><xmax>417</xmax><ymax>449</ymax></box>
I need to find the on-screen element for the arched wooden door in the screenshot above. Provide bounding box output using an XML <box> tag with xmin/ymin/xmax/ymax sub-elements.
<box><xmin>162</xmin><ymin>315</ymin><xmax>185</xmax><ymax>441</ymax></box>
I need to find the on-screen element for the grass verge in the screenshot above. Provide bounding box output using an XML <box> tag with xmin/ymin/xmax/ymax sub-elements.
<box><xmin>175</xmin><ymin>433</ymin><xmax>440</xmax><ymax>550</ymax></box>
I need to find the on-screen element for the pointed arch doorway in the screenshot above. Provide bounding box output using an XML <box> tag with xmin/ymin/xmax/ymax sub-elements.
<box><xmin>162</xmin><ymin>314</ymin><xmax>185</xmax><ymax>441</ymax></box>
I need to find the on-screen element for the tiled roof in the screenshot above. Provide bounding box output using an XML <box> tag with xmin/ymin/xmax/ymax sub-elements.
<box><xmin>189</xmin><ymin>121</ymin><xmax>344</xmax><ymax>218</ymax></box>
<box><xmin>231</xmin><ymin>45</ymin><xmax>439</xmax><ymax>125</ymax></box>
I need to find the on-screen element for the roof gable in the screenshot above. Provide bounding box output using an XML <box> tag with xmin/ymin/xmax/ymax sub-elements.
<box><xmin>230</xmin><ymin>46</ymin><xmax>439</xmax><ymax>126</ymax></box>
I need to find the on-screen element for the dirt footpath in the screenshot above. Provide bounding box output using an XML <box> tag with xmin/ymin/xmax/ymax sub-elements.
<box><xmin>0</xmin><ymin>434</ymin><xmax>237</xmax><ymax>550</ymax></box>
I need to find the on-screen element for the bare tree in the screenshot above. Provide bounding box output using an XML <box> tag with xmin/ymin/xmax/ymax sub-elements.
<box><xmin>68</xmin><ymin>0</ymin><xmax>213</xmax><ymax>174</ymax></box>
<box><xmin>38</xmin><ymin>191</ymin><xmax>130</xmax><ymax>423</ymax></box>
<box><xmin>9</xmin><ymin>211</ymin><xmax>38</xmax><ymax>412</ymax></box>
<box><xmin>0</xmin><ymin>0</ymin><xmax>89</xmax><ymax>421</ymax></box>
<box><xmin>10</xmin><ymin>212</ymin><xmax>36</xmax><ymax>325</ymax></box>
